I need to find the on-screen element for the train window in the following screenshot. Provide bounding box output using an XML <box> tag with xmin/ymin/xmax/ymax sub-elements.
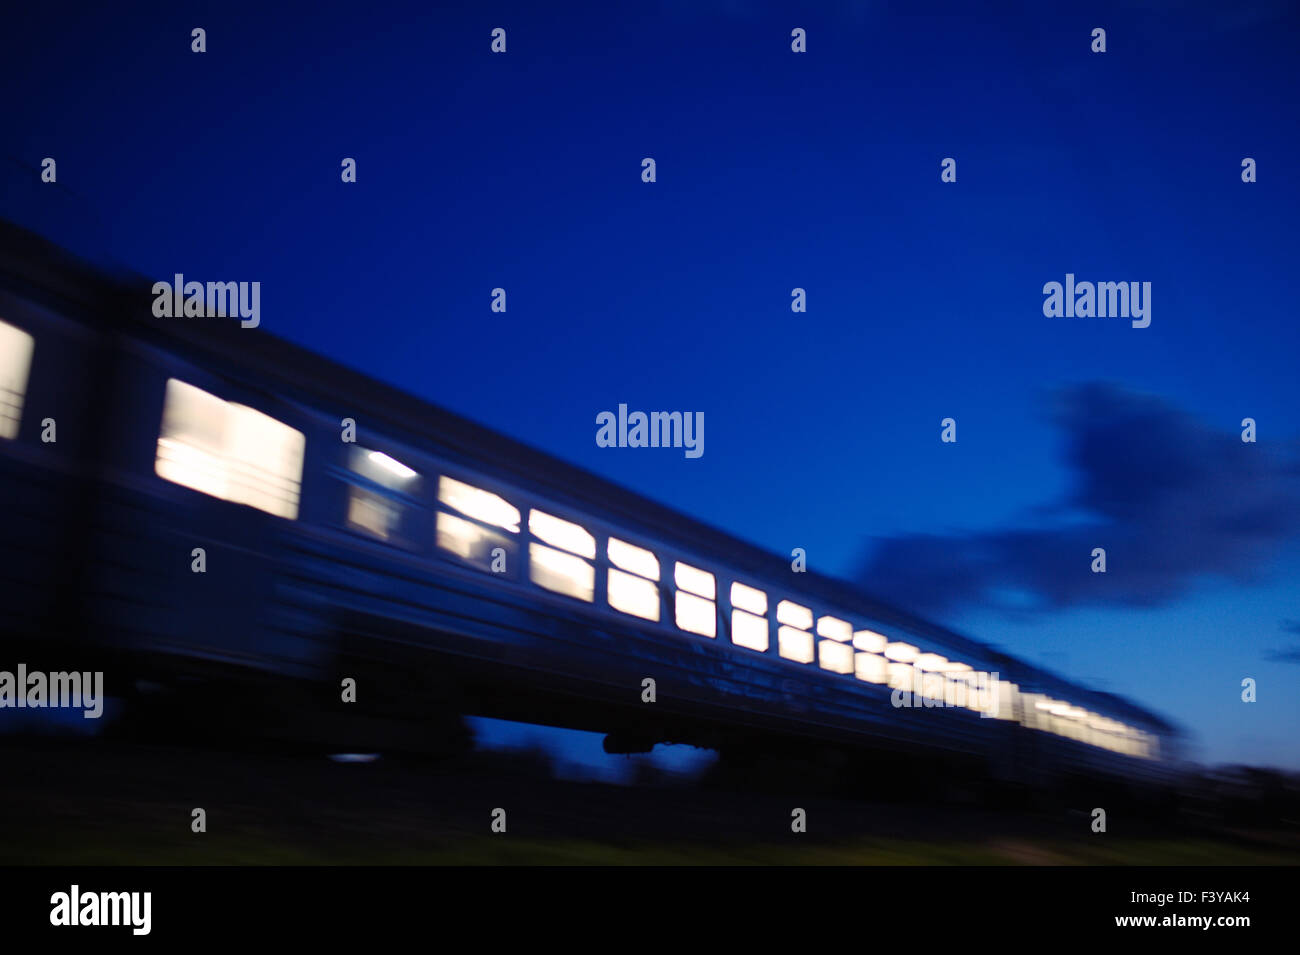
<box><xmin>530</xmin><ymin>510</ymin><xmax>596</xmax><ymax>559</ymax></box>
<box><xmin>354</xmin><ymin>448</ymin><xmax>419</xmax><ymax>489</ymax></box>
<box><xmin>1094</xmin><ymin>720</ymin><xmax>1114</xmax><ymax>751</ymax></box>
<box><xmin>921</xmin><ymin>672</ymin><xmax>946</xmax><ymax>704</ymax></box>
<box><xmin>731</xmin><ymin>582</ymin><xmax>767</xmax><ymax>616</ymax></box>
<box><xmin>945</xmin><ymin>672</ymin><xmax>971</xmax><ymax>708</ymax></box>
<box><xmin>730</xmin><ymin>582</ymin><xmax>769</xmax><ymax>652</ymax></box>
<box><xmin>854</xmin><ymin>652</ymin><xmax>888</xmax><ymax>684</ymax></box>
<box><xmin>349</xmin><ymin>488</ymin><xmax>401</xmax><ymax>540</ymax></box>
<box><xmin>887</xmin><ymin>661</ymin><xmax>918</xmax><ymax>691</ymax></box>
<box><xmin>965</xmin><ymin>673</ymin><xmax>993</xmax><ymax>713</ymax></box>
<box><xmin>914</xmin><ymin>653</ymin><xmax>947</xmax><ymax>702</ymax></box>
<box><xmin>608</xmin><ymin>538</ymin><xmax>659</xmax><ymax>580</ymax></box>
<box><xmin>732</xmin><ymin>609</ymin><xmax>768</xmax><ymax>652</ymax></box>
<box><xmin>778</xmin><ymin>626</ymin><xmax>813</xmax><ymax>662</ymax></box>
<box><xmin>1017</xmin><ymin>693</ymin><xmax>1040</xmax><ymax>730</ymax></box>
<box><xmin>155</xmin><ymin>379</ymin><xmax>305</xmax><ymax>519</ymax></box>
<box><xmin>529</xmin><ymin>543</ymin><xmax>594</xmax><ymax>602</ymax></box>
<box><xmin>0</xmin><ymin>319</ymin><xmax>34</xmax><ymax>440</ymax></box>
<box><xmin>435</xmin><ymin>476</ymin><xmax>519</xmax><ymax>573</ymax></box>
<box><xmin>607</xmin><ymin>537</ymin><xmax>660</xmax><ymax>622</ymax></box>
<box><xmin>884</xmin><ymin>641</ymin><xmax>918</xmax><ymax>662</ymax></box>
<box><xmin>1105</xmin><ymin>720</ymin><xmax>1125</xmax><ymax>753</ymax></box>
<box><xmin>528</xmin><ymin>509</ymin><xmax>594</xmax><ymax>601</ymax></box>
<box><xmin>944</xmin><ymin>664</ymin><xmax>973</xmax><ymax>706</ymax></box>
<box><xmin>774</xmin><ymin>600</ymin><xmax>812</xmax><ymax>662</ymax></box>
<box><xmin>439</xmin><ymin>476</ymin><xmax>520</xmax><ymax>532</ymax></box>
<box><xmin>344</xmin><ymin>447</ymin><xmax>421</xmax><ymax>544</ymax></box>
<box><xmin>852</xmin><ymin>629</ymin><xmax>888</xmax><ymax>653</ymax></box>
<box><xmin>674</xmin><ymin>562</ymin><xmax>716</xmax><ymax>637</ymax></box>
<box><xmin>608</xmin><ymin>569</ymin><xmax>658</xmax><ymax>621</ymax></box>
<box><xmin>776</xmin><ymin>600</ymin><xmax>812</xmax><ymax>630</ymax></box>
<box><xmin>1078</xmin><ymin>712</ymin><xmax>1098</xmax><ymax>748</ymax></box>
<box><xmin>817</xmin><ymin>616</ymin><xmax>852</xmax><ymax>642</ymax></box>
<box><xmin>992</xmin><ymin>681</ymin><xmax>1019</xmax><ymax>721</ymax></box>
<box><xmin>818</xmin><ymin>639</ymin><xmax>853</xmax><ymax>674</ymax></box>
<box><xmin>436</xmin><ymin>512</ymin><xmax>513</xmax><ymax>569</ymax></box>
<box><xmin>817</xmin><ymin>617</ymin><xmax>854</xmax><ymax>670</ymax></box>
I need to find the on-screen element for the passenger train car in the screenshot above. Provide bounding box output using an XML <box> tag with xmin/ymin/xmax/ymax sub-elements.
<box><xmin>0</xmin><ymin>219</ymin><xmax>1180</xmax><ymax>792</ymax></box>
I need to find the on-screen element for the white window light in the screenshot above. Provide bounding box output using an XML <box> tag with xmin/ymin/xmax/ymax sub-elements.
<box><xmin>731</xmin><ymin>581</ymin><xmax>768</xmax><ymax>616</ymax></box>
<box><xmin>367</xmin><ymin>450</ymin><xmax>417</xmax><ymax>480</ymax></box>
<box><xmin>438</xmin><ymin>476</ymin><xmax>520</xmax><ymax>532</ymax></box>
<box><xmin>529</xmin><ymin>509</ymin><xmax>596</xmax><ymax>559</ymax></box>
<box><xmin>816</xmin><ymin>616</ymin><xmax>852</xmax><ymax>642</ymax></box>
<box><xmin>776</xmin><ymin>600</ymin><xmax>813</xmax><ymax>630</ymax></box>
<box><xmin>608</xmin><ymin>537</ymin><xmax>659</xmax><ymax>580</ymax></box>
<box><xmin>853</xmin><ymin>629</ymin><xmax>888</xmax><ymax>653</ymax></box>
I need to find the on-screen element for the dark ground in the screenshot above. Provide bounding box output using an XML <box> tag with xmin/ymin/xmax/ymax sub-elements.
<box><xmin>2</xmin><ymin>737</ymin><xmax>1297</xmax><ymax>865</ymax></box>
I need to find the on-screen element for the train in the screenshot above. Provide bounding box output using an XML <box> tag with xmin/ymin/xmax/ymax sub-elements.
<box><xmin>0</xmin><ymin>217</ymin><xmax>1181</xmax><ymax>794</ymax></box>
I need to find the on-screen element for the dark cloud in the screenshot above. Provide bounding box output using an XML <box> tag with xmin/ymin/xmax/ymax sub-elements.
<box><xmin>858</xmin><ymin>383</ymin><xmax>1300</xmax><ymax>616</ymax></box>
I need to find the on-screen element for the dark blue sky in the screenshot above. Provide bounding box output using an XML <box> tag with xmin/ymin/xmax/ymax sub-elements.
<box><xmin>3</xmin><ymin>0</ymin><xmax>1297</xmax><ymax>770</ymax></box>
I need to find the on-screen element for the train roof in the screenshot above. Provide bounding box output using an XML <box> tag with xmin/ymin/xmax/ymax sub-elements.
<box><xmin>0</xmin><ymin>217</ymin><xmax>1180</xmax><ymax>736</ymax></box>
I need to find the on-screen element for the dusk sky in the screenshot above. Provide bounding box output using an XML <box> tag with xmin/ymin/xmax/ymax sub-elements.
<box><xmin>3</xmin><ymin>0</ymin><xmax>1297</xmax><ymax>771</ymax></box>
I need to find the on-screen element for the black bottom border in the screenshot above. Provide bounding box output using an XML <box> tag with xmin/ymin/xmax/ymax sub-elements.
<box><xmin>1</xmin><ymin>864</ymin><xmax>1285</xmax><ymax>941</ymax></box>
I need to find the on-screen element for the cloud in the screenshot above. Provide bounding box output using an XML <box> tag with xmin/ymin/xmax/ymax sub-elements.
<box><xmin>858</xmin><ymin>383</ymin><xmax>1300</xmax><ymax>616</ymax></box>
<box><xmin>1264</xmin><ymin>621</ymin><xmax>1300</xmax><ymax>664</ymax></box>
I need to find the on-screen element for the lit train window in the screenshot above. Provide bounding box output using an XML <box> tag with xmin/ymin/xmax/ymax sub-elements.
<box><xmin>435</xmin><ymin>476</ymin><xmax>519</xmax><ymax>574</ymax></box>
<box><xmin>1035</xmin><ymin>698</ymin><xmax>1060</xmax><ymax>732</ymax></box>
<box><xmin>947</xmin><ymin>671</ymin><xmax>975</xmax><ymax>708</ymax></box>
<box><xmin>345</xmin><ymin>447</ymin><xmax>421</xmax><ymax>543</ymax></box>
<box><xmin>853</xmin><ymin>629</ymin><xmax>888</xmax><ymax>653</ymax></box>
<box><xmin>354</xmin><ymin>448</ymin><xmax>419</xmax><ymax>489</ymax></box>
<box><xmin>1080</xmin><ymin>712</ymin><xmax>1099</xmax><ymax>748</ymax></box>
<box><xmin>887</xmin><ymin>661</ymin><xmax>918</xmax><ymax>691</ymax></box>
<box><xmin>1024</xmin><ymin>696</ymin><xmax>1045</xmax><ymax>738</ymax></box>
<box><xmin>0</xmin><ymin>320</ymin><xmax>34</xmax><ymax>440</ymax></box>
<box><xmin>607</xmin><ymin>537</ymin><xmax>659</xmax><ymax>622</ymax></box>
<box><xmin>732</xmin><ymin>610</ymin><xmax>768</xmax><ymax>652</ymax></box>
<box><xmin>439</xmin><ymin>476</ymin><xmax>520</xmax><ymax>532</ymax></box>
<box><xmin>914</xmin><ymin>653</ymin><xmax>948</xmax><ymax>704</ymax></box>
<box><xmin>818</xmin><ymin>640</ymin><xmax>853</xmax><ymax>674</ymax></box>
<box><xmin>854</xmin><ymin>652</ymin><xmax>888</xmax><ymax>684</ymax></box>
<box><xmin>992</xmin><ymin>681</ymin><xmax>1019</xmax><ymax>721</ymax></box>
<box><xmin>775</xmin><ymin>600</ymin><xmax>811</xmax><ymax>630</ymax></box>
<box><xmin>674</xmin><ymin>562</ymin><xmax>716</xmax><ymax>637</ymax></box>
<box><xmin>775</xmin><ymin>599</ymin><xmax>811</xmax><ymax>662</ymax></box>
<box><xmin>970</xmin><ymin>674</ymin><xmax>997</xmax><ymax>713</ymax></box>
<box><xmin>731</xmin><ymin>582</ymin><xmax>767</xmax><ymax>616</ymax></box>
<box><xmin>884</xmin><ymin>641</ymin><xmax>918</xmax><ymax>662</ymax></box>
<box><xmin>608</xmin><ymin>538</ymin><xmax>659</xmax><ymax>580</ymax></box>
<box><xmin>529</xmin><ymin>509</ymin><xmax>594</xmax><ymax>601</ymax></box>
<box><xmin>1018</xmin><ymin>692</ymin><xmax>1042</xmax><ymax>730</ymax></box>
<box><xmin>155</xmin><ymin>379</ymin><xmax>305</xmax><ymax>519</ymax></box>
<box><xmin>817</xmin><ymin>616</ymin><xmax>852</xmax><ymax>642</ymax></box>
<box><xmin>943</xmin><ymin>665</ymin><xmax>973</xmax><ymax>707</ymax></box>
<box><xmin>778</xmin><ymin>626</ymin><xmax>813</xmax><ymax>663</ymax></box>
<box><xmin>437</xmin><ymin>512</ymin><xmax>513</xmax><ymax>569</ymax></box>
<box><xmin>730</xmin><ymin>582</ymin><xmax>769</xmax><ymax>652</ymax></box>
<box><xmin>530</xmin><ymin>510</ymin><xmax>596</xmax><ymax>559</ymax></box>
<box><xmin>350</xmin><ymin>489</ymin><xmax>401</xmax><ymax>541</ymax></box>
